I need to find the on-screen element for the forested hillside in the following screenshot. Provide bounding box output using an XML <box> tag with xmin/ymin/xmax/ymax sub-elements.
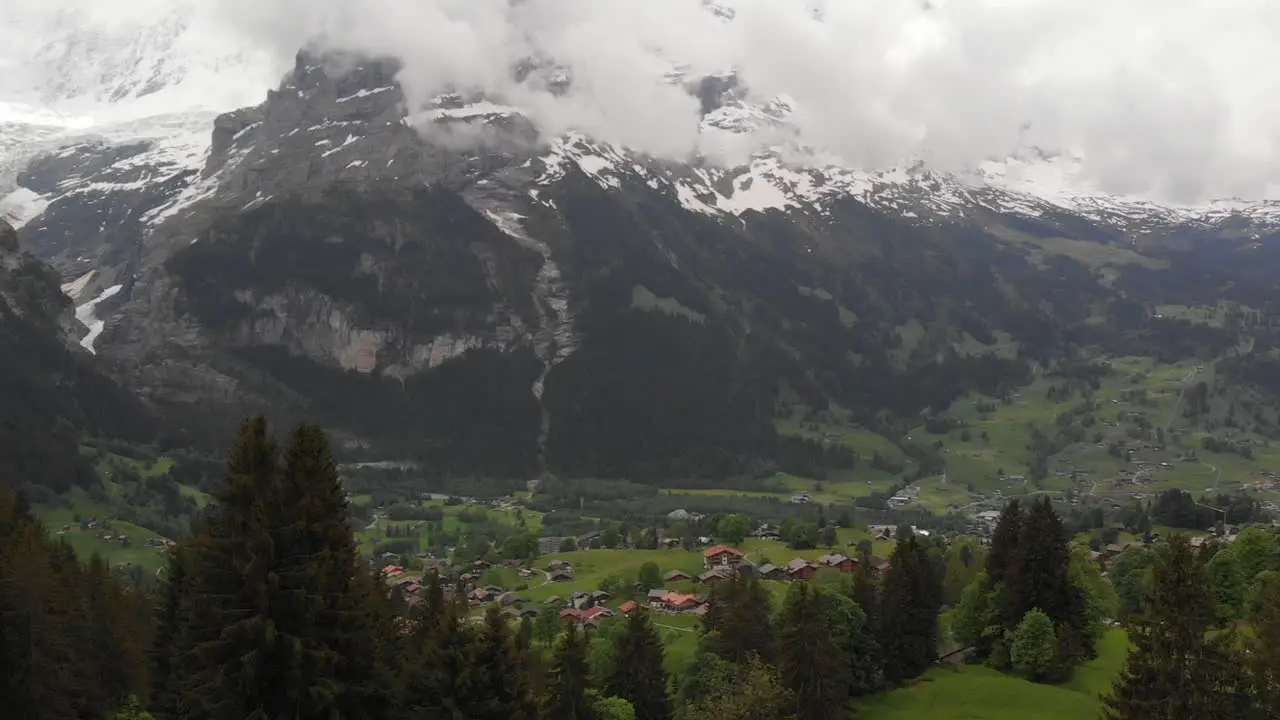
<box><xmin>0</xmin><ymin>218</ymin><xmax>157</xmax><ymax>497</ymax></box>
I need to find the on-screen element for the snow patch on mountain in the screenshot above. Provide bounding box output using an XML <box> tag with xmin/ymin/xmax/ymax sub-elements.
<box><xmin>75</xmin><ymin>282</ymin><xmax>122</xmax><ymax>353</ymax></box>
<box><xmin>0</xmin><ymin>187</ymin><xmax>49</xmax><ymax>229</ymax></box>
<box><xmin>59</xmin><ymin>269</ymin><xmax>95</xmax><ymax>301</ymax></box>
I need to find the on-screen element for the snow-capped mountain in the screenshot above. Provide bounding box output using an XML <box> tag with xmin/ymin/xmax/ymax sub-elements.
<box><xmin>3</xmin><ymin>0</ymin><xmax>1277</xmax><ymax>257</ymax></box>
<box><xmin>4</xmin><ymin>2</ymin><xmax>1280</xmax><ymax>473</ymax></box>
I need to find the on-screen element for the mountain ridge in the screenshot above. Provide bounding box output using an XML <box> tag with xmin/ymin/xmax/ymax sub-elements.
<box><xmin>2</xmin><ymin>28</ymin><xmax>1279</xmax><ymax>483</ymax></box>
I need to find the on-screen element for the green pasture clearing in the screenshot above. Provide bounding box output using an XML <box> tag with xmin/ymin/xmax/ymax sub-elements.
<box><xmin>907</xmin><ymin>355</ymin><xmax>1280</xmax><ymax>498</ymax></box>
<box><xmin>859</xmin><ymin>628</ymin><xmax>1129</xmax><ymax>719</ymax></box>
<box><xmin>989</xmin><ymin>226</ymin><xmax>1168</xmax><ymax>271</ymax></box>
<box><xmin>523</xmin><ymin>549</ymin><xmax>706</xmax><ymax>603</ymax></box>
<box><xmin>913</xmin><ymin>480</ymin><xmax>982</xmax><ymax>513</ymax></box>
<box><xmin>38</xmin><ymin>501</ymin><xmax>169</xmax><ymax>574</ymax></box>
<box><xmin>774</xmin><ymin>420</ymin><xmax>907</xmax><ymax>463</ymax></box>
<box><xmin>355</xmin><ymin>501</ymin><xmax>542</xmax><ymax>556</ymax></box>
<box><xmin>660</xmin><ymin>475</ymin><xmax>896</xmax><ymax>507</ymax></box>
<box><xmin>661</xmin><ymin>488</ymin><xmax>784</xmax><ymax>500</ymax></box>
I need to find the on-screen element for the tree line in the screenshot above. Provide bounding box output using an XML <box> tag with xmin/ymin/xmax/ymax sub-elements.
<box><xmin>0</xmin><ymin>416</ymin><xmax>951</xmax><ymax>720</ymax></box>
<box><xmin>7</xmin><ymin>415</ymin><xmax>1280</xmax><ymax>719</ymax></box>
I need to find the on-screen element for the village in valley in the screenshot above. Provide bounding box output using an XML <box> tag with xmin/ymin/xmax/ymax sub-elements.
<box><xmin>375</xmin><ymin>531</ymin><xmax>891</xmax><ymax>642</ymax></box>
<box><xmin>356</xmin><ymin>480</ymin><xmax>1260</xmax><ymax>663</ymax></box>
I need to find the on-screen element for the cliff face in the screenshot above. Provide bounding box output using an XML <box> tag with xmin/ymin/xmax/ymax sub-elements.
<box><xmin>84</xmin><ymin>54</ymin><xmax>568</xmax><ymax>469</ymax></box>
<box><xmin>0</xmin><ymin>218</ymin><xmax>156</xmax><ymax>493</ymax></box>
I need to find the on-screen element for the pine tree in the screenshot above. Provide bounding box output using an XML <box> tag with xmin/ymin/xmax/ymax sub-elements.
<box><xmin>544</xmin><ymin>623</ymin><xmax>593</xmax><ymax>720</ymax></box>
<box><xmin>705</xmin><ymin>574</ymin><xmax>775</xmax><ymax>665</ymax></box>
<box><xmin>0</xmin><ymin>489</ymin><xmax>151</xmax><ymax>720</ymax></box>
<box><xmin>879</xmin><ymin>532</ymin><xmax>940</xmax><ymax>684</ymax></box>
<box><xmin>341</xmin><ymin>566</ymin><xmax>398</xmax><ymax>720</ymax></box>
<box><xmin>1103</xmin><ymin>534</ymin><xmax>1253</xmax><ymax>720</ymax></box>
<box><xmin>150</xmin><ymin>546</ymin><xmax>191</xmax><ymax>720</ymax></box>
<box><xmin>850</xmin><ymin>554</ymin><xmax>879</xmax><ymax>632</ymax></box>
<box><xmin>467</xmin><ymin>606</ymin><xmax>536</xmax><ymax>720</ymax></box>
<box><xmin>403</xmin><ymin>598</ymin><xmax>479</xmax><ymax>717</ymax></box>
<box><xmin>83</xmin><ymin>552</ymin><xmax>148</xmax><ymax>712</ymax></box>
<box><xmin>605</xmin><ymin>609</ymin><xmax>671</xmax><ymax>720</ymax></box>
<box><xmin>0</xmin><ymin>495</ymin><xmax>82</xmax><ymax>720</ymax></box>
<box><xmin>178</xmin><ymin>417</ymin><xmax>387</xmax><ymax>720</ymax></box>
<box><xmin>777</xmin><ymin>583</ymin><xmax>849</xmax><ymax>720</ymax></box>
<box><xmin>1005</xmin><ymin>498</ymin><xmax>1088</xmax><ymax>667</ymax></box>
<box><xmin>984</xmin><ymin>499</ymin><xmax>1023</xmax><ymax>589</ymax></box>
<box><xmin>182</xmin><ymin>416</ymin><xmax>280</xmax><ymax>720</ymax></box>
<box><xmin>277</xmin><ymin>423</ymin><xmax>388</xmax><ymax>719</ymax></box>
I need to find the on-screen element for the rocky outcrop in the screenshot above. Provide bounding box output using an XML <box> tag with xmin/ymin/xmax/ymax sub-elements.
<box><xmin>70</xmin><ymin>54</ymin><xmax>570</xmax><ymax>466</ymax></box>
<box><xmin>0</xmin><ymin>218</ymin><xmax>85</xmax><ymax>344</ymax></box>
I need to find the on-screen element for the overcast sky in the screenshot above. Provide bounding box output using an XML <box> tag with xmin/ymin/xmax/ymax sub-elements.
<box><xmin>4</xmin><ymin>0</ymin><xmax>1279</xmax><ymax>203</ymax></box>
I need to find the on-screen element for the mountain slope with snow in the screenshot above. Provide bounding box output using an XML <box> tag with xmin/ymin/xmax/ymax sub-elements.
<box><xmin>3</xmin><ymin>5</ymin><xmax>1280</xmax><ymax>476</ymax></box>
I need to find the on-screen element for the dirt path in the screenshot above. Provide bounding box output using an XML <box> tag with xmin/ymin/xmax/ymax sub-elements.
<box><xmin>528</xmin><ymin>569</ymin><xmax>551</xmax><ymax>589</ymax></box>
<box><xmin>1201</xmin><ymin>459</ymin><xmax>1221</xmax><ymax>492</ymax></box>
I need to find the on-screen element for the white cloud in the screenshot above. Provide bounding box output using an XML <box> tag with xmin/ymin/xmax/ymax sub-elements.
<box><xmin>5</xmin><ymin>0</ymin><xmax>1280</xmax><ymax>202</ymax></box>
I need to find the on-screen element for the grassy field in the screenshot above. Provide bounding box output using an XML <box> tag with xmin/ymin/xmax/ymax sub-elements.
<box><xmin>859</xmin><ymin>628</ymin><xmax>1130</xmax><ymax>719</ymax></box>
<box><xmin>354</xmin><ymin>501</ymin><xmax>542</xmax><ymax>556</ymax></box>
<box><xmin>901</xmin><ymin>356</ymin><xmax>1280</xmax><ymax>505</ymax></box>
<box><xmin>38</xmin><ymin>489</ymin><xmax>169</xmax><ymax>574</ymax></box>
<box><xmin>663</xmin><ymin>475</ymin><xmax>899</xmax><ymax>507</ymax></box>
<box><xmin>771</xmin><ymin>354</ymin><xmax>1280</xmax><ymax>511</ymax></box>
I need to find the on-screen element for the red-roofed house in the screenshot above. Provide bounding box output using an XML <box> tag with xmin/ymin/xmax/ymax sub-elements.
<box><xmin>660</xmin><ymin>592</ymin><xmax>700</xmax><ymax>612</ymax></box>
<box><xmin>583</xmin><ymin>606</ymin><xmax>615</xmax><ymax>622</ymax></box>
<box><xmin>703</xmin><ymin>545</ymin><xmax>746</xmax><ymax>568</ymax></box>
<box><xmin>560</xmin><ymin>608</ymin><xmax>585</xmax><ymax>622</ymax></box>
<box><xmin>620</xmin><ymin>600</ymin><xmax>639</xmax><ymax>615</ymax></box>
<box><xmin>394</xmin><ymin>577</ymin><xmax>423</xmax><ymax>596</ymax></box>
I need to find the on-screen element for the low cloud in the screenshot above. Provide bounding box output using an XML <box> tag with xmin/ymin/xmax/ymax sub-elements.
<box><xmin>8</xmin><ymin>0</ymin><xmax>1279</xmax><ymax>203</ymax></box>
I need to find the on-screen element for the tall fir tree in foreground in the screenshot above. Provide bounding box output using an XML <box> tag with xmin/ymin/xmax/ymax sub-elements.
<box><xmin>605</xmin><ymin>609</ymin><xmax>672</xmax><ymax>720</ymax></box>
<box><xmin>984</xmin><ymin>499</ymin><xmax>1024</xmax><ymax>590</ymax></box>
<box><xmin>401</xmin><ymin>597</ymin><xmax>481</xmax><ymax>717</ymax></box>
<box><xmin>0</xmin><ymin>489</ymin><xmax>151</xmax><ymax>720</ymax></box>
<box><xmin>777</xmin><ymin>583</ymin><xmax>849</xmax><ymax>720</ymax></box>
<box><xmin>545</xmin><ymin>623</ymin><xmax>593</xmax><ymax>720</ymax></box>
<box><xmin>1103</xmin><ymin>534</ymin><xmax>1252</xmax><ymax>720</ymax></box>
<box><xmin>878</xmin><ymin>531</ymin><xmax>941</xmax><ymax>684</ymax></box>
<box><xmin>704</xmin><ymin>573</ymin><xmax>775</xmax><ymax>665</ymax></box>
<box><xmin>150</xmin><ymin>545</ymin><xmax>191</xmax><ymax>720</ymax></box>
<box><xmin>1006</xmin><ymin>498</ymin><xmax>1089</xmax><ymax>668</ymax></box>
<box><xmin>468</xmin><ymin>606</ymin><xmax>536</xmax><ymax>720</ymax></box>
<box><xmin>177</xmin><ymin>417</ymin><xmax>386</xmax><ymax>720</ymax></box>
